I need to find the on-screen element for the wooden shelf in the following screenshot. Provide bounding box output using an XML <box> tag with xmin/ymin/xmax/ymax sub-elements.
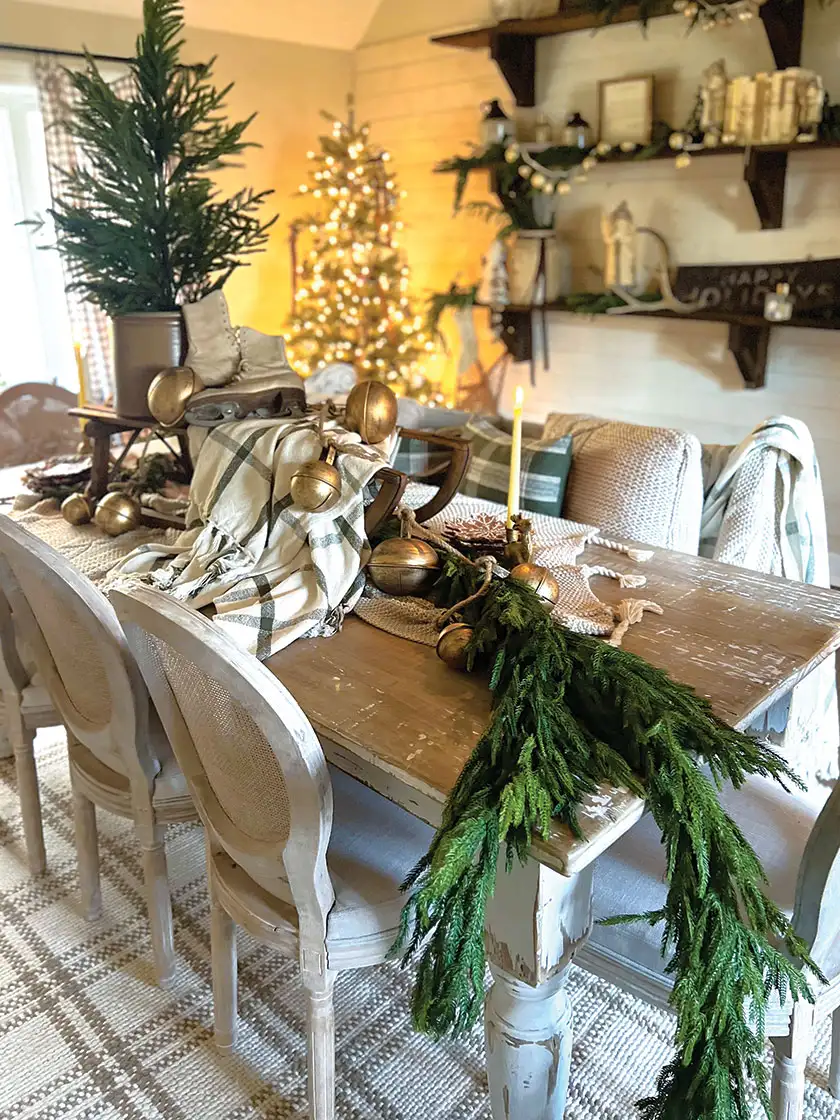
<box><xmin>476</xmin><ymin>138</ymin><xmax>840</xmax><ymax>230</ymax></box>
<box><xmin>433</xmin><ymin>0</ymin><xmax>805</xmax><ymax>107</ymax></box>
<box><xmin>478</xmin><ymin>301</ymin><xmax>840</xmax><ymax>390</ymax></box>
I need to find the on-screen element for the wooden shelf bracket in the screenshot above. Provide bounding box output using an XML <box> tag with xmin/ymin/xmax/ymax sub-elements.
<box><xmin>490</xmin><ymin>32</ymin><xmax>536</xmax><ymax>107</ymax></box>
<box><xmin>759</xmin><ymin>0</ymin><xmax>805</xmax><ymax>69</ymax></box>
<box><xmin>500</xmin><ymin>308</ymin><xmax>534</xmax><ymax>362</ymax></box>
<box><xmin>744</xmin><ymin>148</ymin><xmax>788</xmax><ymax>230</ymax></box>
<box><xmin>727</xmin><ymin>322</ymin><xmax>770</xmax><ymax>390</ymax></box>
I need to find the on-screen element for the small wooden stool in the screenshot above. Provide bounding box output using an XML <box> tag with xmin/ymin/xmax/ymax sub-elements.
<box><xmin>68</xmin><ymin>406</ymin><xmax>192</xmax><ymax>528</ymax></box>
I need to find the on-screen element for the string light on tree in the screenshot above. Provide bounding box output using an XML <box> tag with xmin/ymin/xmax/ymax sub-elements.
<box><xmin>286</xmin><ymin>102</ymin><xmax>443</xmax><ymax>405</ymax></box>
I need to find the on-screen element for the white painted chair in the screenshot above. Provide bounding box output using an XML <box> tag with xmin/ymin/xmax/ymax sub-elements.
<box><xmin>577</xmin><ymin>774</ymin><xmax>840</xmax><ymax>1119</ymax></box>
<box><xmin>0</xmin><ymin>516</ymin><xmax>197</xmax><ymax>986</ymax></box>
<box><xmin>111</xmin><ymin>582</ymin><xmax>434</xmax><ymax>1120</ymax></box>
<box><xmin>0</xmin><ymin>585</ymin><xmax>59</xmax><ymax>873</ymax></box>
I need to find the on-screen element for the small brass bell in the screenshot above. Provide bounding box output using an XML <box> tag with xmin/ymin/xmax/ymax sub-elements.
<box><xmin>94</xmin><ymin>491</ymin><xmax>143</xmax><ymax>536</ymax></box>
<box><xmin>61</xmin><ymin>492</ymin><xmax>93</xmax><ymax>526</ymax></box>
<box><xmin>510</xmin><ymin>563</ymin><xmax>560</xmax><ymax>608</ymax></box>
<box><xmin>344</xmin><ymin>380</ymin><xmax>398</xmax><ymax>445</ymax></box>
<box><xmin>436</xmin><ymin>622</ymin><xmax>474</xmax><ymax>671</ymax></box>
<box><xmin>367</xmin><ymin>536</ymin><xmax>441</xmax><ymax>596</ymax></box>
<box><xmin>290</xmin><ymin>446</ymin><xmax>342</xmax><ymax>513</ymax></box>
<box><xmin>147</xmin><ymin>366</ymin><xmax>200</xmax><ymax>427</ymax></box>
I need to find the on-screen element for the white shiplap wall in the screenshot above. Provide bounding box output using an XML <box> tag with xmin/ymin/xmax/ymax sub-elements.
<box><xmin>356</xmin><ymin>3</ymin><xmax>840</xmax><ymax>570</ymax></box>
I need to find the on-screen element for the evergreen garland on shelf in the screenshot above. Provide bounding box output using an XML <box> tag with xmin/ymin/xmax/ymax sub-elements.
<box><xmin>393</xmin><ymin>551</ymin><xmax>822</xmax><ymax>1120</ymax></box>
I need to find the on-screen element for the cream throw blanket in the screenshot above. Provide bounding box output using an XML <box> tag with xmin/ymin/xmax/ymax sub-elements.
<box><xmin>110</xmin><ymin>417</ymin><xmax>389</xmax><ymax>660</ymax></box>
<box><xmin>700</xmin><ymin>415</ymin><xmax>839</xmax><ymax>783</ymax></box>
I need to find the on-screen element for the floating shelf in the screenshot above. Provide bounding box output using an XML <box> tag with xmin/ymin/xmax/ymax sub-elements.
<box><xmin>433</xmin><ymin>0</ymin><xmax>805</xmax><ymax>107</ymax></box>
<box><xmin>478</xmin><ymin>301</ymin><xmax>840</xmax><ymax>390</ymax></box>
<box><xmin>483</xmin><ymin>139</ymin><xmax>839</xmax><ymax>230</ymax></box>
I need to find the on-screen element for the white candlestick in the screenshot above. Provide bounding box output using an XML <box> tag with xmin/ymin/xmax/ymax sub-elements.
<box><xmin>507</xmin><ymin>386</ymin><xmax>524</xmax><ymax>527</ymax></box>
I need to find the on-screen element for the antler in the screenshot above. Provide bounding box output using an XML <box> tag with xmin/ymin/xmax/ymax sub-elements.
<box><xmin>607</xmin><ymin>228</ymin><xmax>704</xmax><ymax>316</ymax></box>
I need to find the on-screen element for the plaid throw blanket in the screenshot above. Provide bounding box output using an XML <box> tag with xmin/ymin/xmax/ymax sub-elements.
<box><xmin>700</xmin><ymin>415</ymin><xmax>839</xmax><ymax>782</ymax></box>
<box><xmin>110</xmin><ymin>418</ymin><xmax>388</xmax><ymax>660</ymax></box>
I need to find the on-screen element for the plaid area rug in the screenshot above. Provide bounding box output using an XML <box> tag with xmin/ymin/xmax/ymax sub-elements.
<box><xmin>3</xmin><ymin>731</ymin><xmax>840</xmax><ymax>1120</ymax></box>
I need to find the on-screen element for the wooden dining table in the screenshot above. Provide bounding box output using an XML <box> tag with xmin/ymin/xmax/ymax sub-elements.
<box><xmin>6</xmin><ymin>475</ymin><xmax>840</xmax><ymax>1119</ymax></box>
<box><xmin>266</xmin><ymin>539</ymin><xmax>840</xmax><ymax>1120</ymax></box>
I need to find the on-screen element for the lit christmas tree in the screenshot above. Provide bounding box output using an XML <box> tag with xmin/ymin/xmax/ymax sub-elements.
<box><xmin>286</xmin><ymin>106</ymin><xmax>444</xmax><ymax>404</ymax></box>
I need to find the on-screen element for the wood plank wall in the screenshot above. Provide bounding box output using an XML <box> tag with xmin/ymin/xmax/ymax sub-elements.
<box><xmin>356</xmin><ymin>3</ymin><xmax>840</xmax><ymax>568</ymax></box>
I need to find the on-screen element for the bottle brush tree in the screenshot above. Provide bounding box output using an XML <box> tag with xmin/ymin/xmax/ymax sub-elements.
<box><xmin>49</xmin><ymin>0</ymin><xmax>276</xmax><ymax>316</ymax></box>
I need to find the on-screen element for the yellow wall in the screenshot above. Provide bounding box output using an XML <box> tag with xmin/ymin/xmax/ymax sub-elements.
<box><xmin>0</xmin><ymin>0</ymin><xmax>354</xmax><ymax>332</ymax></box>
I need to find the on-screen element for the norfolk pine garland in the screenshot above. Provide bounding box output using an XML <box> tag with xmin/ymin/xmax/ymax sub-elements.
<box><xmin>392</xmin><ymin>551</ymin><xmax>823</xmax><ymax>1120</ymax></box>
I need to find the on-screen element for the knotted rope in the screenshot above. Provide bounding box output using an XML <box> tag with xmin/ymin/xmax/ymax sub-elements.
<box><xmin>608</xmin><ymin>598</ymin><xmax>664</xmax><ymax>647</ymax></box>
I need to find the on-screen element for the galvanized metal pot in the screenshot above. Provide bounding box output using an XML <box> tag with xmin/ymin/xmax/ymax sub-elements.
<box><xmin>113</xmin><ymin>312</ymin><xmax>186</xmax><ymax>421</ymax></box>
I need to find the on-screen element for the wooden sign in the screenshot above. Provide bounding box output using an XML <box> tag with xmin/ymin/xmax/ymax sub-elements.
<box><xmin>673</xmin><ymin>259</ymin><xmax>840</xmax><ymax>319</ymax></box>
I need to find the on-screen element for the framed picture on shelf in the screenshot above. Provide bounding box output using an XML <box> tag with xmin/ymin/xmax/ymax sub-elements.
<box><xmin>598</xmin><ymin>75</ymin><xmax>654</xmax><ymax>147</ymax></box>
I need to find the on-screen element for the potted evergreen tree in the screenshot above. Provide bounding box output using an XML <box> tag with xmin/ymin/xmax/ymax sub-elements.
<box><xmin>50</xmin><ymin>0</ymin><xmax>275</xmax><ymax>419</ymax></box>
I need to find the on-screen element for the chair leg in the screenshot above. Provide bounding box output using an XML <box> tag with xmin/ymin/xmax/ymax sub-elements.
<box><xmin>210</xmin><ymin>888</ymin><xmax>238</xmax><ymax>1052</ymax></box>
<box><xmin>137</xmin><ymin>822</ymin><xmax>177</xmax><ymax>988</ymax></box>
<box><xmin>0</xmin><ymin>696</ymin><xmax>13</xmax><ymax>759</ymax></box>
<box><xmin>303</xmin><ymin>968</ymin><xmax>337</xmax><ymax>1120</ymax></box>
<box><xmin>70</xmin><ymin>771</ymin><xmax>102</xmax><ymax>921</ymax></box>
<box><xmin>8</xmin><ymin>704</ymin><xmax>45</xmax><ymax>875</ymax></box>
<box><xmin>772</xmin><ymin>1003</ymin><xmax>815</xmax><ymax>1120</ymax></box>
<box><xmin>829</xmin><ymin>1007</ymin><xmax>840</xmax><ymax>1099</ymax></box>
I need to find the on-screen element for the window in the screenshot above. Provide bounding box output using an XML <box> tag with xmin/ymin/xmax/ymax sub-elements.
<box><xmin>0</xmin><ymin>58</ymin><xmax>76</xmax><ymax>392</ymax></box>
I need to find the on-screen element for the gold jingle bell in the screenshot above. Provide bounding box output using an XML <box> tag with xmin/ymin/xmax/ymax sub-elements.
<box><xmin>290</xmin><ymin>445</ymin><xmax>342</xmax><ymax>513</ymax></box>
<box><xmin>344</xmin><ymin>380</ymin><xmax>398</xmax><ymax>445</ymax></box>
<box><xmin>93</xmin><ymin>491</ymin><xmax>143</xmax><ymax>537</ymax></box>
<box><xmin>61</xmin><ymin>492</ymin><xmax>93</xmax><ymax>526</ymax></box>
<box><xmin>436</xmin><ymin>622</ymin><xmax>474</xmax><ymax>671</ymax></box>
<box><xmin>147</xmin><ymin>366</ymin><xmax>200</xmax><ymax>427</ymax></box>
<box><xmin>367</xmin><ymin>536</ymin><xmax>440</xmax><ymax>596</ymax></box>
<box><xmin>510</xmin><ymin>563</ymin><xmax>560</xmax><ymax>608</ymax></box>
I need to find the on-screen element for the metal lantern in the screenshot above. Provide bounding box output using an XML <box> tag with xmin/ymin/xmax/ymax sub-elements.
<box><xmin>563</xmin><ymin>112</ymin><xmax>592</xmax><ymax>150</ymax></box>
<box><xmin>481</xmin><ymin>99</ymin><xmax>516</xmax><ymax>147</ymax></box>
<box><xmin>94</xmin><ymin>491</ymin><xmax>143</xmax><ymax>536</ymax></box>
<box><xmin>367</xmin><ymin>536</ymin><xmax>441</xmax><ymax>596</ymax></box>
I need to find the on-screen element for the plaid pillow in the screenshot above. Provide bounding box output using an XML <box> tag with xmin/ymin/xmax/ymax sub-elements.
<box><xmin>392</xmin><ymin>428</ymin><xmax>466</xmax><ymax>479</ymax></box>
<box><xmin>460</xmin><ymin>416</ymin><xmax>573</xmax><ymax>517</ymax></box>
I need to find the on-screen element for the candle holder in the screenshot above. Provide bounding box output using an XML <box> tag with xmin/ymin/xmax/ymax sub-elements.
<box><xmin>504</xmin><ymin>514</ymin><xmax>534</xmax><ymax>567</ymax></box>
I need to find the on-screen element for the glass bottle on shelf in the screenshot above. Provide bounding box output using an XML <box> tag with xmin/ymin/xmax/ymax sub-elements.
<box><xmin>534</xmin><ymin>113</ymin><xmax>553</xmax><ymax>144</ymax></box>
<box><xmin>764</xmin><ymin>283</ymin><xmax>794</xmax><ymax>323</ymax></box>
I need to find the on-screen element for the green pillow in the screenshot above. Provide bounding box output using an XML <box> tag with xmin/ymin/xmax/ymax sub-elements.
<box><xmin>460</xmin><ymin>416</ymin><xmax>573</xmax><ymax>518</ymax></box>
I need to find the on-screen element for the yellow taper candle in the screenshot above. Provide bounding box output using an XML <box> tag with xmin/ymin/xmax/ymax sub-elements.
<box><xmin>74</xmin><ymin>342</ymin><xmax>88</xmax><ymax>430</ymax></box>
<box><xmin>507</xmin><ymin>385</ymin><xmax>524</xmax><ymax>527</ymax></box>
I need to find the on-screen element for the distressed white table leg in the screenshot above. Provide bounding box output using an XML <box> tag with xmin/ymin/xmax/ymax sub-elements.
<box><xmin>484</xmin><ymin>859</ymin><xmax>594</xmax><ymax>1120</ymax></box>
<box><xmin>830</xmin><ymin>1006</ymin><xmax>840</xmax><ymax>1099</ymax></box>
<box><xmin>771</xmin><ymin>1003</ymin><xmax>815</xmax><ymax>1120</ymax></box>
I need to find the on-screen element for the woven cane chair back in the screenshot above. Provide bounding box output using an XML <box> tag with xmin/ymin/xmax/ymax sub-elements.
<box><xmin>0</xmin><ymin>517</ymin><xmax>154</xmax><ymax>782</ymax></box>
<box><xmin>112</xmin><ymin>583</ymin><xmax>335</xmax><ymax>926</ymax></box>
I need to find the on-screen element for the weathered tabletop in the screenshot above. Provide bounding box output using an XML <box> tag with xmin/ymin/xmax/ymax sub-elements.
<box><xmin>267</xmin><ymin>540</ymin><xmax>840</xmax><ymax>877</ymax></box>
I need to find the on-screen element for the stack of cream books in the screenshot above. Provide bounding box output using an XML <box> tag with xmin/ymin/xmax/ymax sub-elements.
<box><xmin>723</xmin><ymin>68</ymin><xmax>823</xmax><ymax>145</ymax></box>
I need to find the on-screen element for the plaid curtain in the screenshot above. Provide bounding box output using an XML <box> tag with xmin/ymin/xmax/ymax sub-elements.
<box><xmin>33</xmin><ymin>56</ymin><xmax>134</xmax><ymax>403</ymax></box>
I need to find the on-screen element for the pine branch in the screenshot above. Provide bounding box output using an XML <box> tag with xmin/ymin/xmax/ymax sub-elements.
<box><xmin>392</xmin><ymin>550</ymin><xmax>822</xmax><ymax>1120</ymax></box>
<box><xmin>48</xmin><ymin>0</ymin><xmax>275</xmax><ymax>315</ymax></box>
